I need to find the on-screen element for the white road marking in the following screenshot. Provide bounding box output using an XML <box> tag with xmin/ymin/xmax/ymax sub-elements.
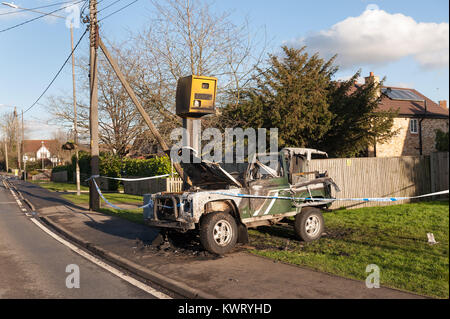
<box><xmin>29</xmin><ymin>217</ymin><xmax>172</xmax><ymax>299</ymax></box>
<box><xmin>3</xmin><ymin>180</ymin><xmax>171</xmax><ymax>299</ymax></box>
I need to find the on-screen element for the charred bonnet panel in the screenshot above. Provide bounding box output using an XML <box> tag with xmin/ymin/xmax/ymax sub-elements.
<box><xmin>181</xmin><ymin>161</ymin><xmax>242</xmax><ymax>189</ymax></box>
<box><xmin>178</xmin><ymin>148</ymin><xmax>242</xmax><ymax>189</ymax></box>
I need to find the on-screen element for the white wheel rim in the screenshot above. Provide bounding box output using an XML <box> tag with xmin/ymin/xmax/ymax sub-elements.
<box><xmin>305</xmin><ymin>215</ymin><xmax>321</xmax><ymax>237</ymax></box>
<box><xmin>213</xmin><ymin>220</ymin><xmax>233</xmax><ymax>246</ymax></box>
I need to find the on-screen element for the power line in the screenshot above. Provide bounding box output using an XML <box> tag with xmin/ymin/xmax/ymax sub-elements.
<box><xmin>98</xmin><ymin>0</ymin><xmax>138</xmax><ymax>22</ymax></box>
<box><xmin>0</xmin><ymin>0</ymin><xmax>87</xmax><ymax>33</ymax></box>
<box><xmin>0</xmin><ymin>1</ymin><xmax>82</xmax><ymax>16</ymax></box>
<box><xmin>97</xmin><ymin>0</ymin><xmax>122</xmax><ymax>14</ymax></box>
<box><xmin>23</xmin><ymin>29</ymin><xmax>88</xmax><ymax>115</ymax></box>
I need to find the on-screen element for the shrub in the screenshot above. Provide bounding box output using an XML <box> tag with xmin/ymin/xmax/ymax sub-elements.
<box><xmin>69</xmin><ymin>151</ymin><xmax>172</xmax><ymax>191</ymax></box>
<box><xmin>435</xmin><ymin>129</ymin><xmax>449</xmax><ymax>152</ymax></box>
<box><xmin>52</xmin><ymin>164</ymin><xmax>73</xmax><ymax>181</ymax></box>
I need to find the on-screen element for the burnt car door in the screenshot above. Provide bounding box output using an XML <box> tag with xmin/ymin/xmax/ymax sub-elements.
<box><xmin>245</xmin><ymin>153</ymin><xmax>294</xmax><ymax>217</ymax></box>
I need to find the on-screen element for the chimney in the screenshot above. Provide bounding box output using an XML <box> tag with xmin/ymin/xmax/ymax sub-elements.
<box><xmin>439</xmin><ymin>100</ymin><xmax>448</xmax><ymax>109</ymax></box>
<box><xmin>364</xmin><ymin>72</ymin><xmax>381</xmax><ymax>97</ymax></box>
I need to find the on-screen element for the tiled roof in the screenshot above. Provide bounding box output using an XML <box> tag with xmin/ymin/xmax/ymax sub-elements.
<box><xmin>351</xmin><ymin>84</ymin><xmax>449</xmax><ymax>118</ymax></box>
<box><xmin>23</xmin><ymin>140</ymin><xmax>60</xmax><ymax>155</ymax></box>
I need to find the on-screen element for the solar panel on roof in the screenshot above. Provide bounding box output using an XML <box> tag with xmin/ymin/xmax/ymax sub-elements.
<box><xmin>381</xmin><ymin>88</ymin><xmax>424</xmax><ymax>101</ymax></box>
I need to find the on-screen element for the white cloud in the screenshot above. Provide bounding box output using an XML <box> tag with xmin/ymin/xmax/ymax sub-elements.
<box><xmin>25</xmin><ymin>119</ymin><xmax>62</xmax><ymax>140</ymax></box>
<box><xmin>292</xmin><ymin>5</ymin><xmax>449</xmax><ymax>70</ymax></box>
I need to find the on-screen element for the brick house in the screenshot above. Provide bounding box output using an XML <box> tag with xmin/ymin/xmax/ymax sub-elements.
<box><xmin>360</xmin><ymin>72</ymin><xmax>449</xmax><ymax>157</ymax></box>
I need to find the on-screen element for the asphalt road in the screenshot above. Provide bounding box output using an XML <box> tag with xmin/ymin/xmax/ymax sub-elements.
<box><xmin>0</xmin><ymin>178</ymin><xmax>156</xmax><ymax>299</ymax></box>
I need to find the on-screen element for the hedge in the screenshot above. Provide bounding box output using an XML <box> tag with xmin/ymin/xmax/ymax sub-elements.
<box><xmin>52</xmin><ymin>164</ymin><xmax>73</xmax><ymax>181</ymax></box>
<box><xmin>52</xmin><ymin>151</ymin><xmax>173</xmax><ymax>191</ymax></box>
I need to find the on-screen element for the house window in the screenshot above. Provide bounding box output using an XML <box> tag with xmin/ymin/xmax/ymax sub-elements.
<box><xmin>410</xmin><ymin>119</ymin><xmax>418</xmax><ymax>134</ymax></box>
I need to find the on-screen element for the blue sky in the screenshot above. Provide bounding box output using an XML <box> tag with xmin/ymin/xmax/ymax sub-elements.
<box><xmin>0</xmin><ymin>0</ymin><xmax>448</xmax><ymax>139</ymax></box>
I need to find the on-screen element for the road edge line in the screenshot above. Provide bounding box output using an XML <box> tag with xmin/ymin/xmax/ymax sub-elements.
<box><xmin>38</xmin><ymin>215</ymin><xmax>216</xmax><ymax>299</ymax></box>
<box><xmin>29</xmin><ymin>217</ymin><xmax>172</xmax><ymax>299</ymax></box>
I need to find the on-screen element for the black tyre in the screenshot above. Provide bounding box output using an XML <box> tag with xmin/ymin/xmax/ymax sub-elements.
<box><xmin>294</xmin><ymin>207</ymin><xmax>324</xmax><ymax>242</ymax></box>
<box><xmin>199</xmin><ymin>212</ymin><xmax>238</xmax><ymax>255</ymax></box>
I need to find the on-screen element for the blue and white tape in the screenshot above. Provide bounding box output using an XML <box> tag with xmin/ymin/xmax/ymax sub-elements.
<box><xmin>91</xmin><ymin>178</ymin><xmax>154</xmax><ymax>210</ymax></box>
<box><xmin>87</xmin><ymin>173</ymin><xmax>169</xmax><ymax>211</ymax></box>
<box><xmin>88</xmin><ymin>171</ymin><xmax>448</xmax><ymax>210</ymax></box>
<box><xmin>86</xmin><ymin>174</ymin><xmax>170</xmax><ymax>182</ymax></box>
<box><xmin>210</xmin><ymin>189</ymin><xmax>449</xmax><ymax>202</ymax></box>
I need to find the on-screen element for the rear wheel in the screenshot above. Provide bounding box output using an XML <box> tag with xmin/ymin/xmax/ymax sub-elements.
<box><xmin>199</xmin><ymin>212</ymin><xmax>238</xmax><ymax>255</ymax></box>
<box><xmin>294</xmin><ymin>207</ymin><xmax>324</xmax><ymax>242</ymax></box>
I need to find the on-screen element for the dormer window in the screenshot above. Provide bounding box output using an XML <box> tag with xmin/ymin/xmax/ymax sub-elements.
<box><xmin>410</xmin><ymin>119</ymin><xmax>418</xmax><ymax>134</ymax></box>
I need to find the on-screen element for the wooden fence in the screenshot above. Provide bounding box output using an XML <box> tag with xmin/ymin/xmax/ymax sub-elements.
<box><xmin>430</xmin><ymin>152</ymin><xmax>449</xmax><ymax>192</ymax></box>
<box><xmin>306</xmin><ymin>155</ymin><xmax>443</xmax><ymax>209</ymax></box>
<box><xmin>119</xmin><ymin>153</ymin><xmax>448</xmax><ymax>208</ymax></box>
<box><xmin>123</xmin><ymin>176</ymin><xmax>183</xmax><ymax>195</ymax></box>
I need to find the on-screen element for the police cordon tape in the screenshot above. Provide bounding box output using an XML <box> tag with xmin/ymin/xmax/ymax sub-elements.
<box><xmin>90</xmin><ymin>178</ymin><xmax>153</xmax><ymax>210</ymax></box>
<box><xmin>210</xmin><ymin>189</ymin><xmax>450</xmax><ymax>202</ymax></box>
<box><xmin>86</xmin><ymin>174</ymin><xmax>449</xmax><ymax>211</ymax></box>
<box><xmin>86</xmin><ymin>174</ymin><xmax>171</xmax><ymax>210</ymax></box>
<box><xmin>87</xmin><ymin>174</ymin><xmax>170</xmax><ymax>181</ymax></box>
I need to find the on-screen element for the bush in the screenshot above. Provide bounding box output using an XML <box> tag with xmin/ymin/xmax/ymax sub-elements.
<box><xmin>435</xmin><ymin>129</ymin><xmax>449</xmax><ymax>152</ymax></box>
<box><xmin>69</xmin><ymin>152</ymin><xmax>172</xmax><ymax>191</ymax></box>
<box><xmin>52</xmin><ymin>164</ymin><xmax>73</xmax><ymax>181</ymax></box>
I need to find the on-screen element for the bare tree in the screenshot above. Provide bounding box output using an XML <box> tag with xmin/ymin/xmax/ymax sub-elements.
<box><xmin>47</xmin><ymin>0</ymin><xmax>267</xmax><ymax>156</ymax></box>
<box><xmin>0</xmin><ymin>111</ymin><xmax>18</xmax><ymax>152</ymax></box>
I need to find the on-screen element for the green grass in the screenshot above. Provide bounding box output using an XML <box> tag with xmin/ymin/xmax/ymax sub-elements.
<box><xmin>98</xmin><ymin>208</ymin><xmax>145</xmax><ymax>225</ymax></box>
<box><xmin>32</xmin><ymin>180</ymin><xmax>145</xmax><ymax>226</ymax></box>
<box><xmin>61</xmin><ymin>192</ymin><xmax>145</xmax><ymax>225</ymax></box>
<box><xmin>30</xmin><ymin>181</ymin><xmax>89</xmax><ymax>192</ymax></box>
<box><xmin>248</xmin><ymin>201</ymin><xmax>449</xmax><ymax>298</ymax></box>
<box><xmin>61</xmin><ymin>192</ymin><xmax>143</xmax><ymax>206</ymax></box>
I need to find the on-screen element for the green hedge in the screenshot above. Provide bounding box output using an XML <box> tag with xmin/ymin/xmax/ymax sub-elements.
<box><xmin>52</xmin><ymin>164</ymin><xmax>73</xmax><ymax>181</ymax></box>
<box><xmin>52</xmin><ymin>151</ymin><xmax>173</xmax><ymax>191</ymax></box>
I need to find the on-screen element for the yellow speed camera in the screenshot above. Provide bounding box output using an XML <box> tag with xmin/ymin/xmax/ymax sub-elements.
<box><xmin>176</xmin><ymin>75</ymin><xmax>217</xmax><ymax>118</ymax></box>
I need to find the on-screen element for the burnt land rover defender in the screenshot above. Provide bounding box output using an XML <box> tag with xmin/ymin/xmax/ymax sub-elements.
<box><xmin>144</xmin><ymin>148</ymin><xmax>340</xmax><ymax>254</ymax></box>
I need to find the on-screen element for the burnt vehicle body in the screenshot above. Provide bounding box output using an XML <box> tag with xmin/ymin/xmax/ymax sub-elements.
<box><xmin>145</xmin><ymin>148</ymin><xmax>340</xmax><ymax>254</ymax></box>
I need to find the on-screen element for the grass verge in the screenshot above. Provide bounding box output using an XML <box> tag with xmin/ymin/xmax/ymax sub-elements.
<box><xmin>248</xmin><ymin>201</ymin><xmax>449</xmax><ymax>298</ymax></box>
<box><xmin>98</xmin><ymin>208</ymin><xmax>145</xmax><ymax>225</ymax></box>
<box><xmin>61</xmin><ymin>192</ymin><xmax>143</xmax><ymax>206</ymax></box>
<box><xmin>30</xmin><ymin>181</ymin><xmax>89</xmax><ymax>192</ymax></box>
<box><xmin>31</xmin><ymin>181</ymin><xmax>145</xmax><ymax>225</ymax></box>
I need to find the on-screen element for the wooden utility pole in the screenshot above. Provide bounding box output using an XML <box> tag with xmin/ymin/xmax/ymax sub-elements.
<box><xmin>14</xmin><ymin>107</ymin><xmax>21</xmax><ymax>171</ymax></box>
<box><xmin>71</xmin><ymin>23</ymin><xmax>81</xmax><ymax>196</ymax></box>
<box><xmin>98</xmin><ymin>38</ymin><xmax>185</xmax><ymax>180</ymax></box>
<box><xmin>89</xmin><ymin>0</ymin><xmax>100</xmax><ymax>210</ymax></box>
<box><xmin>22</xmin><ymin>110</ymin><xmax>25</xmax><ymax>178</ymax></box>
<box><xmin>4</xmin><ymin>140</ymin><xmax>8</xmax><ymax>172</ymax></box>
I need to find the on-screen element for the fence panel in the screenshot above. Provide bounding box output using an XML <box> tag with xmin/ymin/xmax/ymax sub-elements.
<box><xmin>431</xmin><ymin>152</ymin><xmax>449</xmax><ymax>198</ymax></box>
<box><xmin>307</xmin><ymin>156</ymin><xmax>432</xmax><ymax>209</ymax></box>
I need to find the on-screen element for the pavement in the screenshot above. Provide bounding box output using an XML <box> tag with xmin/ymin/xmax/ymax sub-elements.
<box><xmin>7</xmin><ymin>177</ymin><xmax>426</xmax><ymax>299</ymax></box>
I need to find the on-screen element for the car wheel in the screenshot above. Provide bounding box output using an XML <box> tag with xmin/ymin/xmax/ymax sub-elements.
<box><xmin>199</xmin><ymin>212</ymin><xmax>238</xmax><ymax>255</ymax></box>
<box><xmin>294</xmin><ymin>207</ymin><xmax>324</xmax><ymax>242</ymax></box>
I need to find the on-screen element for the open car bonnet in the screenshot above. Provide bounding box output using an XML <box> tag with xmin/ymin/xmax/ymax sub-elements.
<box><xmin>176</xmin><ymin>148</ymin><xmax>242</xmax><ymax>189</ymax></box>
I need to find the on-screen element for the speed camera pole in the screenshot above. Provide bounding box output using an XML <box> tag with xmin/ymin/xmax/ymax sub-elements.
<box><xmin>89</xmin><ymin>0</ymin><xmax>100</xmax><ymax>210</ymax></box>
